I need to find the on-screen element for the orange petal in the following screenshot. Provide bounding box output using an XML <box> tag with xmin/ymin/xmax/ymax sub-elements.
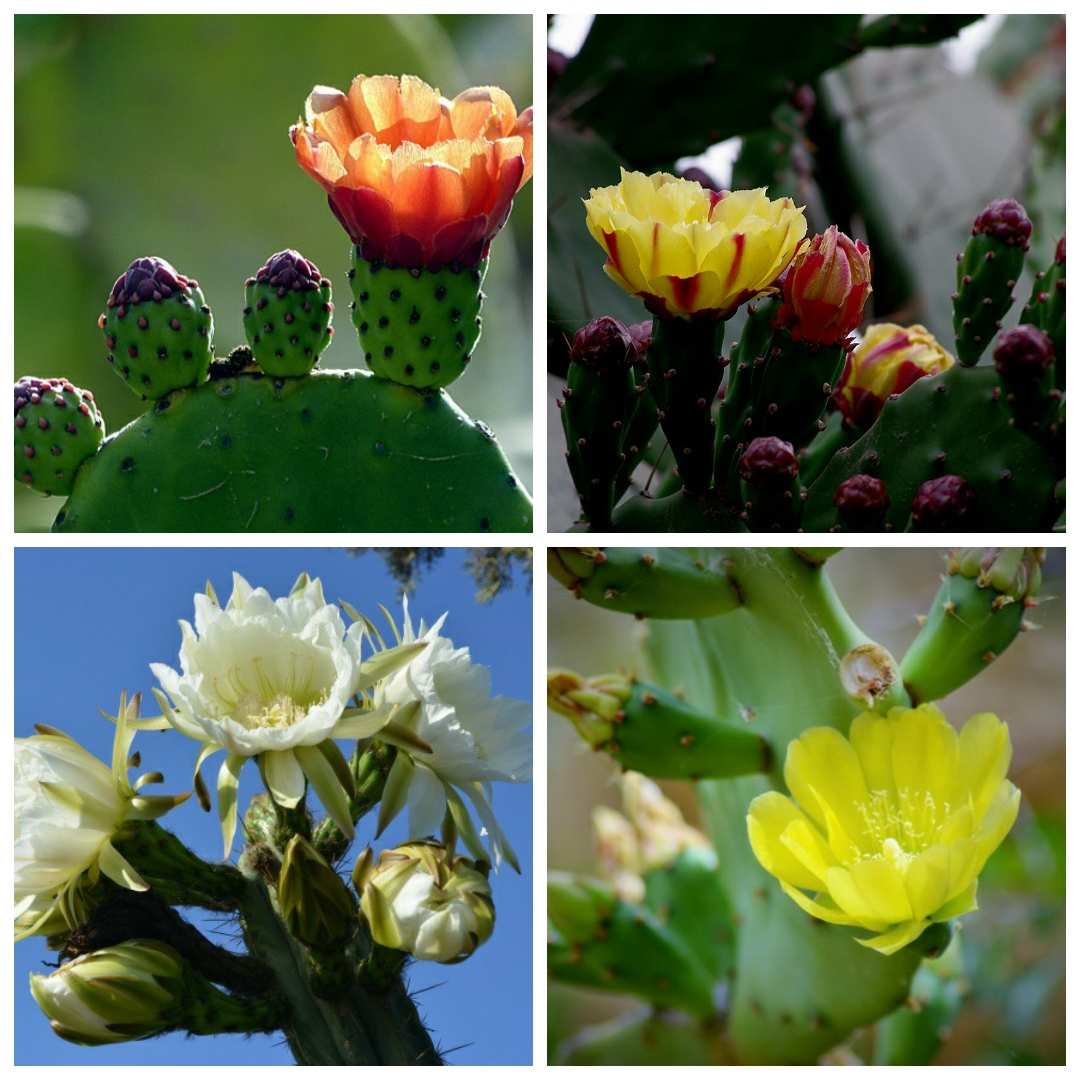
<box><xmin>450</xmin><ymin>85</ymin><xmax>517</xmax><ymax>140</ymax></box>
<box><xmin>349</xmin><ymin>74</ymin><xmax>443</xmax><ymax>147</ymax></box>
<box><xmin>305</xmin><ymin>85</ymin><xmax>360</xmax><ymax>153</ymax></box>
<box><xmin>393</xmin><ymin>161</ymin><xmax>468</xmax><ymax>247</ymax></box>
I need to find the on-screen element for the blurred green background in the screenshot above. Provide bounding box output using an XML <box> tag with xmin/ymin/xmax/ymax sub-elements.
<box><xmin>548</xmin><ymin>548</ymin><xmax>1065</xmax><ymax>1064</ymax></box>
<box><xmin>15</xmin><ymin>14</ymin><xmax>533</xmax><ymax>531</ymax></box>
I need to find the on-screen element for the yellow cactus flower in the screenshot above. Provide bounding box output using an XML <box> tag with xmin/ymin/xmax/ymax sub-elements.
<box><xmin>746</xmin><ymin>704</ymin><xmax>1020</xmax><ymax>956</ymax></box>
<box><xmin>834</xmin><ymin>322</ymin><xmax>956</xmax><ymax>428</ymax></box>
<box><xmin>584</xmin><ymin>169</ymin><xmax>807</xmax><ymax>319</ymax></box>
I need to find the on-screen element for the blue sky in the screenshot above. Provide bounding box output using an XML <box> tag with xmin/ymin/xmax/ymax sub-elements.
<box><xmin>14</xmin><ymin>547</ymin><xmax>533</xmax><ymax>1066</ymax></box>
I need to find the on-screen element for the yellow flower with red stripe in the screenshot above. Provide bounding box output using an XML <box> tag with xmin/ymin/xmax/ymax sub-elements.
<box><xmin>834</xmin><ymin>323</ymin><xmax>955</xmax><ymax>427</ymax></box>
<box><xmin>584</xmin><ymin>169</ymin><xmax>806</xmax><ymax>319</ymax></box>
<box><xmin>291</xmin><ymin>75</ymin><xmax>532</xmax><ymax>269</ymax></box>
<box><xmin>747</xmin><ymin>704</ymin><xmax>1020</xmax><ymax>956</ymax></box>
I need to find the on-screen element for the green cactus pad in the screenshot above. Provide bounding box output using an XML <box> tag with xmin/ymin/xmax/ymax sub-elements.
<box><xmin>52</xmin><ymin>370</ymin><xmax>531</xmax><ymax>532</ymax></box>
<box><xmin>1019</xmin><ymin>240</ymin><xmax>1065</xmax><ymax>391</ymax></box>
<box><xmin>100</xmin><ymin>258</ymin><xmax>213</xmax><ymax>400</ymax></box>
<box><xmin>549</xmin><ymin>547</ymin><xmax>744</xmax><ymax>619</ymax></box>
<box><xmin>14</xmin><ymin>376</ymin><xmax>105</xmax><ymax>496</ymax></box>
<box><xmin>900</xmin><ymin>570</ymin><xmax>1029</xmax><ymax>704</ymax></box>
<box><xmin>548</xmin><ymin>874</ymin><xmax>717</xmax><ymax>1017</ymax></box>
<box><xmin>243</xmin><ymin>251</ymin><xmax>333</xmax><ymax>376</ymax></box>
<box><xmin>952</xmin><ymin>201</ymin><xmax>1031</xmax><ymax>366</ymax></box>
<box><xmin>802</xmin><ymin>366</ymin><xmax>1057</xmax><ymax>531</ymax></box>
<box><xmin>605</xmin><ymin>679</ymin><xmax>771</xmax><ymax>780</ymax></box>
<box><xmin>558</xmin><ymin>1009</ymin><xmax>733</xmax><ymax>1066</ymax></box>
<box><xmin>349</xmin><ymin>251</ymin><xmax>486</xmax><ymax>390</ymax></box>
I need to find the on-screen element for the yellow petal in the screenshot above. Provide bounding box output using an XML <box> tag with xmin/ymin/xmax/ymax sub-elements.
<box><xmin>856</xmin><ymin>918</ymin><xmax>931</xmax><ymax>956</ymax></box>
<box><xmin>784</xmin><ymin>726</ymin><xmax>870</xmax><ymax>848</ymax></box>
<box><xmin>825</xmin><ymin>865</ymin><xmax>891</xmax><ymax>927</ymax></box>
<box><xmin>956</xmin><ymin>712</ymin><xmax>1012</xmax><ymax>819</ymax></box>
<box><xmin>849</xmin><ymin>711</ymin><xmax>895</xmax><ymax>795</ymax></box>
<box><xmin>889</xmin><ymin>704</ymin><xmax>958</xmax><ymax>807</ymax></box>
<box><xmin>746</xmin><ymin>792</ymin><xmax>827</xmax><ymax>890</ymax></box>
<box><xmin>848</xmin><ymin>858</ymin><xmax>913</xmax><ymax>924</ymax></box>
<box><xmin>971</xmin><ymin>781</ymin><xmax>1021</xmax><ymax>873</ymax></box>
<box><xmin>778</xmin><ymin>880</ymin><xmax>860</xmax><ymax>927</ymax></box>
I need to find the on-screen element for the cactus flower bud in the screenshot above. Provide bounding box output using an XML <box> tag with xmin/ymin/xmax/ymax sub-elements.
<box><xmin>834</xmin><ymin>323</ymin><xmax>955</xmax><ymax>428</ymax></box>
<box><xmin>993</xmin><ymin>324</ymin><xmax>1054</xmax><ymax>383</ymax></box>
<box><xmin>838</xmin><ymin>642</ymin><xmax>904</xmax><ymax>710</ymax></box>
<box><xmin>291</xmin><ymin>76</ymin><xmax>532</xmax><ymax>270</ymax></box>
<box><xmin>971</xmin><ymin>197</ymin><xmax>1032</xmax><ymax>248</ymax></box>
<box><xmin>911</xmin><ymin>474</ymin><xmax>978</xmax><ymax>531</ymax></box>
<box><xmin>747</xmin><ymin>704</ymin><xmax>1020</xmax><ymax>955</ymax></box>
<box><xmin>619</xmin><ymin>772</ymin><xmax>711</xmax><ymax>871</ymax></box>
<box><xmin>592</xmin><ymin>806</ymin><xmax>645</xmax><ymax>903</ymax></box>
<box><xmin>357</xmin><ymin>841</ymin><xmax>494</xmax><ymax>964</ymax></box>
<box><xmin>833</xmin><ymin>473</ymin><xmax>890</xmax><ymax>530</ymax></box>
<box><xmin>547</xmin><ymin>670</ymin><xmax>630</xmax><ymax>749</ymax></box>
<box><xmin>780</xmin><ymin>226</ymin><xmax>872</xmax><ymax>345</ymax></box>
<box><xmin>947</xmin><ymin>547</ymin><xmax>1044</xmax><ymax>603</ymax></box>
<box><xmin>569</xmin><ymin>316</ymin><xmax>635</xmax><ymax>370</ymax></box>
<box><xmin>584</xmin><ymin>169</ymin><xmax>806</xmax><ymax>319</ymax></box>
<box><xmin>29</xmin><ymin>941</ymin><xmax>183</xmax><ymax>1045</ymax></box>
<box><xmin>278</xmin><ymin>835</ymin><xmax>356</xmax><ymax>949</ymax></box>
<box><xmin>738</xmin><ymin>436</ymin><xmax>799</xmax><ymax>491</ymax></box>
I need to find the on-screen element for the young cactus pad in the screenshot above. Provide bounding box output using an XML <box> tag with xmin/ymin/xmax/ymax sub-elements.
<box><xmin>51</xmin><ymin>371</ymin><xmax>531</xmax><ymax>531</ymax></box>
<box><xmin>243</xmin><ymin>250</ymin><xmax>333</xmax><ymax>376</ymax></box>
<box><xmin>100</xmin><ymin>257</ymin><xmax>213</xmax><ymax>399</ymax></box>
<box><xmin>14</xmin><ymin>377</ymin><xmax>105</xmax><ymax>496</ymax></box>
<box><xmin>350</xmin><ymin>252</ymin><xmax>487</xmax><ymax>390</ymax></box>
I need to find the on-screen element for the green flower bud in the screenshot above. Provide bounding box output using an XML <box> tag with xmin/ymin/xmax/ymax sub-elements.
<box><xmin>358</xmin><ymin>841</ymin><xmax>494</xmax><ymax>964</ymax></box>
<box><xmin>278</xmin><ymin>835</ymin><xmax>356</xmax><ymax>950</ymax></box>
<box><xmin>948</xmin><ymin>547</ymin><xmax>1045</xmax><ymax>604</ymax></box>
<box><xmin>547</xmin><ymin>670</ymin><xmax>631</xmax><ymax>748</ymax></box>
<box><xmin>29</xmin><ymin>940</ymin><xmax>182</xmax><ymax>1046</ymax></box>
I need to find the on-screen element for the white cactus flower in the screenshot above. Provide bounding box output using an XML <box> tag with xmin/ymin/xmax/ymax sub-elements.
<box><xmin>370</xmin><ymin>598</ymin><xmax>531</xmax><ymax>869</ymax></box>
<box><xmin>356</xmin><ymin>841</ymin><xmax>495</xmax><ymax>964</ymax></box>
<box><xmin>149</xmin><ymin>572</ymin><xmax>427</xmax><ymax>855</ymax></box>
<box><xmin>14</xmin><ymin>695</ymin><xmax>187</xmax><ymax>941</ymax></box>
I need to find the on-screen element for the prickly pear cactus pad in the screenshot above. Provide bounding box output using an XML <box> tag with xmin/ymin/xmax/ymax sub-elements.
<box><xmin>15</xmin><ymin>69</ymin><xmax>533</xmax><ymax>532</ymax></box>
<box><xmin>14</xmin><ymin>377</ymin><xmax>104</xmax><ymax>496</ymax></box>
<box><xmin>16</xmin><ymin>562</ymin><xmax>532</xmax><ymax>1064</ymax></box>
<box><xmin>550</xmin><ymin>16</ymin><xmax>1064</xmax><ymax>532</ymax></box>
<box><xmin>548</xmin><ymin>546</ymin><xmax>1060</xmax><ymax>1065</ymax></box>
<box><xmin>243</xmin><ymin>250</ymin><xmax>333</xmax><ymax>376</ymax></box>
<box><xmin>100</xmin><ymin>257</ymin><xmax>213</xmax><ymax>400</ymax></box>
<box><xmin>349</xmin><ymin>253</ymin><xmax>486</xmax><ymax>390</ymax></box>
<box><xmin>52</xmin><ymin>371</ymin><xmax>530</xmax><ymax>532</ymax></box>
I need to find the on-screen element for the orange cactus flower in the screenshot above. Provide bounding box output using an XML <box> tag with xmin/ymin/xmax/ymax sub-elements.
<box><xmin>291</xmin><ymin>74</ymin><xmax>532</xmax><ymax>270</ymax></box>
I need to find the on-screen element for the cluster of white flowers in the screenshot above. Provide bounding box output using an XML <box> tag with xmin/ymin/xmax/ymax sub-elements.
<box><xmin>15</xmin><ymin>571</ymin><xmax>530</xmax><ymax>969</ymax></box>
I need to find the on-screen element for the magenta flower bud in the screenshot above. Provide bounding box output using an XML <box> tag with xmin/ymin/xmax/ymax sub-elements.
<box><xmin>971</xmin><ymin>198</ymin><xmax>1032</xmax><ymax>249</ymax></box>
<box><xmin>911</xmin><ymin>475</ymin><xmax>977</xmax><ymax>531</ymax></box>
<box><xmin>738</xmin><ymin>436</ymin><xmax>799</xmax><ymax>491</ymax></box>
<box><xmin>253</xmin><ymin>249</ymin><xmax>326</xmax><ymax>293</ymax></box>
<box><xmin>1055</xmin><ymin>235</ymin><xmax>1066</xmax><ymax>264</ymax></box>
<box><xmin>780</xmin><ymin>226</ymin><xmax>872</xmax><ymax>345</ymax></box>
<box><xmin>570</xmin><ymin>316</ymin><xmax>635</xmax><ymax>371</ymax></box>
<box><xmin>833</xmin><ymin>474</ymin><xmax>890</xmax><ymax>530</ymax></box>
<box><xmin>993</xmin><ymin>325</ymin><xmax>1054</xmax><ymax>383</ymax></box>
<box><xmin>107</xmin><ymin>256</ymin><xmax>195</xmax><ymax>308</ymax></box>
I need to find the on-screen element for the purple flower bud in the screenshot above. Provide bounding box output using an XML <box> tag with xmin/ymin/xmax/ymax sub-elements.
<box><xmin>911</xmin><ymin>475</ymin><xmax>977</xmax><ymax>530</ymax></box>
<box><xmin>833</xmin><ymin>474</ymin><xmax>890</xmax><ymax>529</ymax></box>
<box><xmin>993</xmin><ymin>325</ymin><xmax>1054</xmax><ymax>382</ymax></box>
<box><xmin>679</xmin><ymin>166</ymin><xmax>719</xmax><ymax>192</ymax></box>
<box><xmin>570</xmin><ymin>316</ymin><xmax>635</xmax><ymax>371</ymax></box>
<box><xmin>1056</xmin><ymin>235</ymin><xmax>1066</xmax><ymax>264</ymax></box>
<box><xmin>107</xmin><ymin>256</ymin><xmax>194</xmax><ymax>308</ymax></box>
<box><xmin>972</xmin><ymin>198</ymin><xmax>1032</xmax><ymax>248</ymax></box>
<box><xmin>255</xmin><ymin>249</ymin><xmax>324</xmax><ymax>293</ymax></box>
<box><xmin>738</xmin><ymin>436</ymin><xmax>799</xmax><ymax>491</ymax></box>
